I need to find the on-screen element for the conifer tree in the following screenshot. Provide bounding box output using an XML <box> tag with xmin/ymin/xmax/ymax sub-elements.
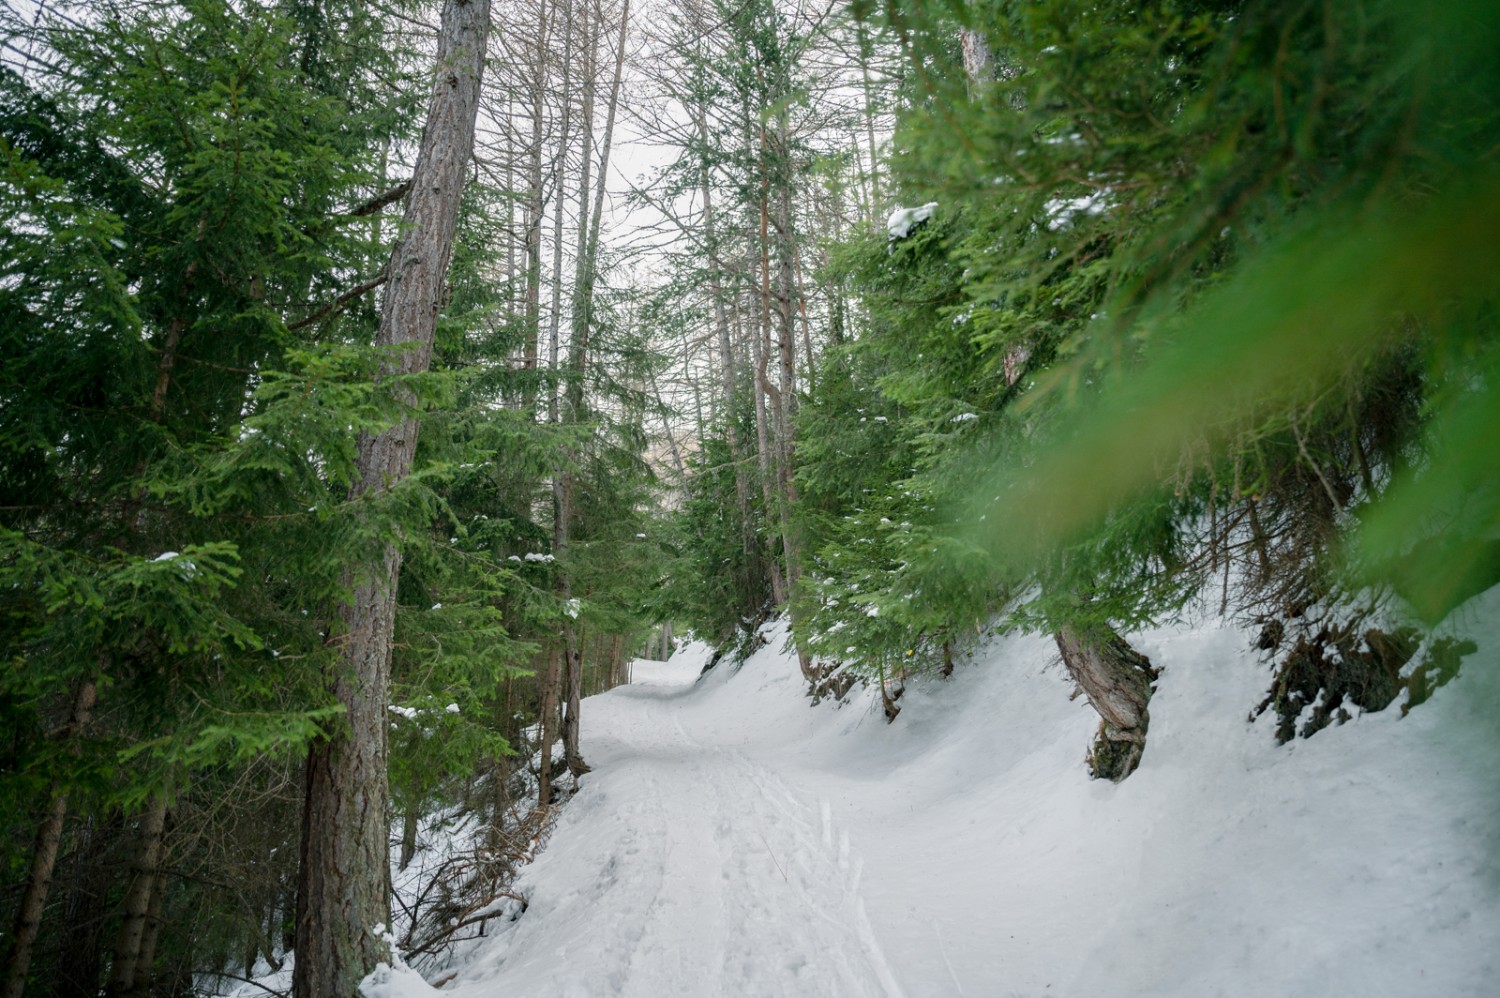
<box><xmin>293</xmin><ymin>0</ymin><xmax>490</xmax><ymax>992</ymax></box>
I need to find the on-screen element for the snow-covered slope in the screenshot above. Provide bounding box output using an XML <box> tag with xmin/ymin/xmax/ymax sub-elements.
<box><xmin>382</xmin><ymin>591</ymin><xmax>1500</xmax><ymax>998</ymax></box>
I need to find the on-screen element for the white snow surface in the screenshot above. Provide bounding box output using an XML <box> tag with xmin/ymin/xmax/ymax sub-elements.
<box><xmin>377</xmin><ymin>592</ymin><xmax>1499</xmax><ymax>997</ymax></box>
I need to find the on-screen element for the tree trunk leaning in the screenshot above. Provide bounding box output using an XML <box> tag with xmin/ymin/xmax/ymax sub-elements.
<box><xmin>1055</xmin><ymin>624</ymin><xmax>1159</xmax><ymax>781</ymax></box>
<box><xmin>294</xmin><ymin>2</ymin><xmax>489</xmax><ymax>995</ymax></box>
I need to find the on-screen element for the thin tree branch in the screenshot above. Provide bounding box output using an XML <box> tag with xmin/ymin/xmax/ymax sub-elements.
<box><xmin>287</xmin><ymin>269</ymin><xmax>389</xmax><ymax>330</ymax></box>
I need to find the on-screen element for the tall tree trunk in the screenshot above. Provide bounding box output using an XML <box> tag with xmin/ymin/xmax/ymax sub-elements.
<box><xmin>1055</xmin><ymin>623</ymin><xmax>1159</xmax><ymax>781</ymax></box>
<box><xmin>132</xmin><ymin>867</ymin><xmax>168</xmax><ymax>998</ymax></box>
<box><xmin>398</xmin><ymin>793</ymin><xmax>420</xmax><ymax>871</ymax></box>
<box><xmin>294</xmin><ymin>3</ymin><xmax>489</xmax><ymax>994</ymax></box>
<box><xmin>558</xmin><ymin>0</ymin><xmax>616</xmax><ymax>782</ymax></box>
<box><xmin>747</xmin><ymin>280</ymin><xmax>786</xmax><ymax>607</ymax></box>
<box><xmin>522</xmin><ymin>0</ymin><xmax>551</xmax><ymax>402</ymax></box>
<box><xmin>699</xmin><ymin>135</ymin><xmax>755</xmax><ymax>554</ymax></box>
<box><xmin>537</xmin><ymin>647</ymin><xmax>562</xmax><ymax>805</ymax></box>
<box><xmin>561</xmin><ymin>639</ymin><xmax>587</xmax><ymax>777</ymax></box>
<box><xmin>2</xmin><ymin>678</ymin><xmax>97</xmax><ymax>998</ymax></box>
<box><xmin>856</xmin><ymin>19</ymin><xmax>883</xmax><ymax>209</ymax></box>
<box><xmin>105</xmin><ymin>790</ymin><xmax>169</xmax><ymax>998</ymax></box>
<box><xmin>763</xmin><ymin>99</ymin><xmax>818</xmax><ymax>683</ymax></box>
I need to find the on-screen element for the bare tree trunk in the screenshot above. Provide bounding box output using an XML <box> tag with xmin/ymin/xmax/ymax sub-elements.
<box><xmin>1055</xmin><ymin>624</ymin><xmax>1159</xmax><ymax>781</ymax></box>
<box><xmin>764</xmin><ymin>98</ymin><xmax>818</xmax><ymax>683</ymax></box>
<box><xmin>561</xmin><ymin>640</ymin><xmax>588</xmax><ymax>777</ymax></box>
<box><xmin>695</xmin><ymin>106</ymin><xmax>757</xmax><ymax>583</ymax></box>
<box><xmin>522</xmin><ymin>0</ymin><xmax>551</xmax><ymax>401</ymax></box>
<box><xmin>856</xmin><ymin>19</ymin><xmax>883</xmax><ymax>208</ymax></box>
<box><xmin>294</xmin><ymin>3</ymin><xmax>489</xmax><ymax>994</ymax></box>
<box><xmin>132</xmin><ymin>868</ymin><xmax>168</xmax><ymax>998</ymax></box>
<box><xmin>106</xmin><ymin>790</ymin><xmax>168</xmax><ymax>998</ymax></box>
<box><xmin>398</xmin><ymin>794</ymin><xmax>420</xmax><ymax>871</ymax></box>
<box><xmin>538</xmin><ymin>648</ymin><xmax>562</xmax><ymax>805</ymax></box>
<box><xmin>2</xmin><ymin>678</ymin><xmax>96</xmax><ymax>998</ymax></box>
<box><xmin>558</xmin><ymin>0</ymin><xmax>612</xmax><ymax>782</ymax></box>
<box><xmin>747</xmin><ymin>284</ymin><xmax>786</xmax><ymax>606</ymax></box>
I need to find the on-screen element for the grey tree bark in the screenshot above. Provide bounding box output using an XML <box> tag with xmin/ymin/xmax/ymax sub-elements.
<box><xmin>1055</xmin><ymin>624</ymin><xmax>1159</xmax><ymax>781</ymax></box>
<box><xmin>293</xmin><ymin>2</ymin><xmax>489</xmax><ymax>994</ymax></box>
<box><xmin>537</xmin><ymin>648</ymin><xmax>563</xmax><ymax>805</ymax></box>
<box><xmin>105</xmin><ymin>789</ymin><xmax>169</xmax><ymax>997</ymax></box>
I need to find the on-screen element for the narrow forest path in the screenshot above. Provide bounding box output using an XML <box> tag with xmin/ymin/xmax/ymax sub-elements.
<box><xmin>448</xmin><ymin>651</ymin><xmax>907</xmax><ymax>998</ymax></box>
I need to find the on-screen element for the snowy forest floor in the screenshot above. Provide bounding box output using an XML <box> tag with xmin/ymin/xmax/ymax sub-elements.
<box><xmin>373</xmin><ymin>591</ymin><xmax>1500</xmax><ymax>998</ymax></box>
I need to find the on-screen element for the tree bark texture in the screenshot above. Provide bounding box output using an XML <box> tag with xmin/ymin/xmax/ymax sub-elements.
<box><xmin>105</xmin><ymin>790</ymin><xmax>169</xmax><ymax>998</ymax></box>
<box><xmin>960</xmin><ymin>27</ymin><xmax>993</xmax><ymax>93</ymax></box>
<box><xmin>1055</xmin><ymin>624</ymin><xmax>1159</xmax><ymax>781</ymax></box>
<box><xmin>1</xmin><ymin>678</ymin><xmax>96</xmax><ymax>998</ymax></box>
<box><xmin>294</xmin><ymin>3</ymin><xmax>489</xmax><ymax>995</ymax></box>
<box><xmin>562</xmin><ymin>640</ymin><xmax>588</xmax><ymax>777</ymax></box>
<box><xmin>538</xmin><ymin>648</ymin><xmax>562</xmax><ymax>806</ymax></box>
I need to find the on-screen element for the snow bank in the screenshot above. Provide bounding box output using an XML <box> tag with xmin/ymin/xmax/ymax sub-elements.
<box><xmin>391</xmin><ymin>591</ymin><xmax>1500</xmax><ymax>995</ymax></box>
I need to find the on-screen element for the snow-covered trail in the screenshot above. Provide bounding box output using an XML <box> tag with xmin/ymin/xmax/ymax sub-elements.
<box><xmin>431</xmin><ymin>603</ymin><xmax>1500</xmax><ymax>998</ymax></box>
<box><xmin>446</xmin><ymin>654</ymin><xmax>903</xmax><ymax>998</ymax></box>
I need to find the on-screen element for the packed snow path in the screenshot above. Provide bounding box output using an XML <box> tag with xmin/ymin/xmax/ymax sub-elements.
<box><xmin>433</xmin><ymin>612</ymin><xmax>1500</xmax><ymax>998</ymax></box>
<box><xmin>450</xmin><ymin>657</ymin><xmax>903</xmax><ymax>998</ymax></box>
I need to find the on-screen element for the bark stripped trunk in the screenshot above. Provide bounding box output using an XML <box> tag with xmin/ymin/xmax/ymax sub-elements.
<box><xmin>105</xmin><ymin>790</ymin><xmax>169</xmax><ymax>998</ymax></box>
<box><xmin>1</xmin><ymin>679</ymin><xmax>97</xmax><ymax>998</ymax></box>
<box><xmin>1055</xmin><ymin>624</ymin><xmax>1158</xmax><ymax>781</ymax></box>
<box><xmin>294</xmin><ymin>3</ymin><xmax>488</xmax><ymax>994</ymax></box>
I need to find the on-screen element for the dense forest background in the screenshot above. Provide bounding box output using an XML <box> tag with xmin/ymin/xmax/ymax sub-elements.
<box><xmin>1</xmin><ymin>0</ymin><xmax>1496</xmax><ymax>994</ymax></box>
